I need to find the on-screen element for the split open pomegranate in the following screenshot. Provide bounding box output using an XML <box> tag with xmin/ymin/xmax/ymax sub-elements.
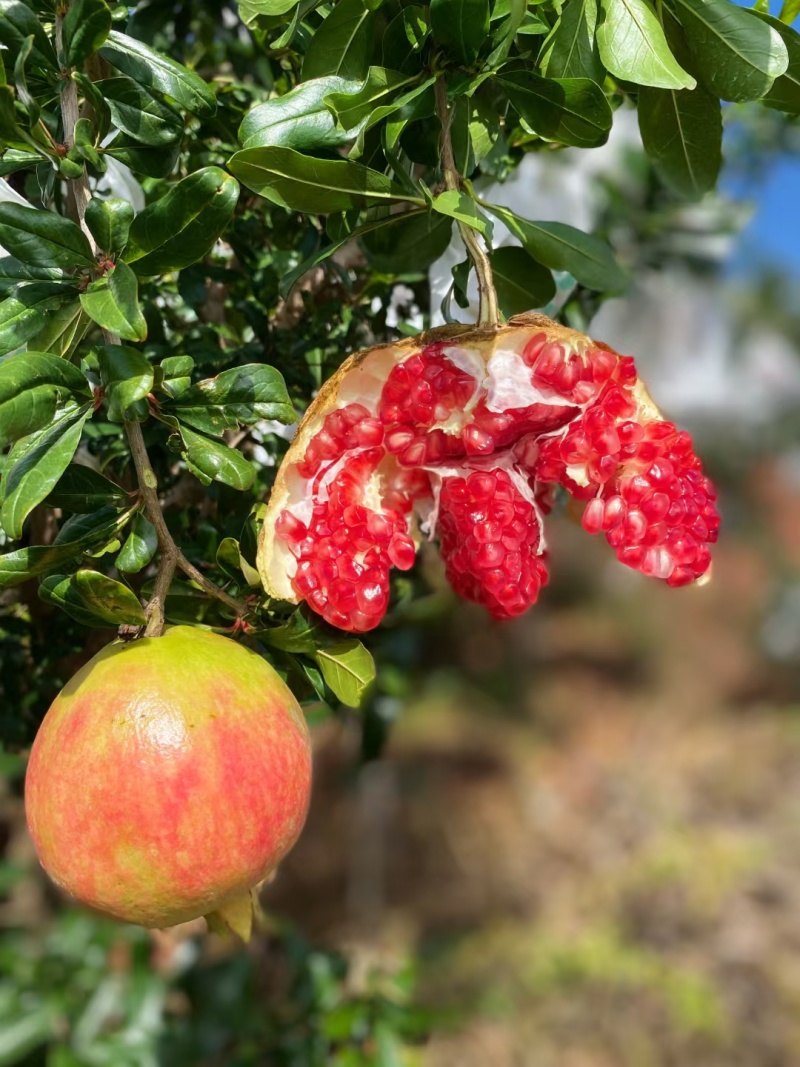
<box><xmin>258</xmin><ymin>314</ymin><xmax>719</xmax><ymax>632</ymax></box>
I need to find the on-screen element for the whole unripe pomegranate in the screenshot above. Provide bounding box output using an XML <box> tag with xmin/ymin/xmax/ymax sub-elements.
<box><xmin>258</xmin><ymin>313</ymin><xmax>720</xmax><ymax>632</ymax></box>
<box><xmin>25</xmin><ymin>626</ymin><xmax>312</xmax><ymax>934</ymax></box>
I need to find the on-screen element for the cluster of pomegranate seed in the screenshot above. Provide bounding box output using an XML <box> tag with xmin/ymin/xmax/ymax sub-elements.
<box><xmin>274</xmin><ymin>450</ymin><xmax>422</xmax><ymax>631</ymax></box>
<box><xmin>437</xmin><ymin>470</ymin><xmax>549</xmax><ymax>618</ymax></box>
<box><xmin>265</xmin><ymin>317</ymin><xmax>720</xmax><ymax>632</ymax></box>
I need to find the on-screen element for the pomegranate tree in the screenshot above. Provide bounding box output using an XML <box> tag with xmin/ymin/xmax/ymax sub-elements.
<box><xmin>258</xmin><ymin>314</ymin><xmax>719</xmax><ymax>632</ymax></box>
<box><xmin>25</xmin><ymin>627</ymin><xmax>312</xmax><ymax>937</ymax></box>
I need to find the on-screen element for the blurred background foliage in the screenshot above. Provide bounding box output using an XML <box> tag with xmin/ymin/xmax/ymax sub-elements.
<box><xmin>3</xmin><ymin>0</ymin><xmax>800</xmax><ymax>1064</ymax></box>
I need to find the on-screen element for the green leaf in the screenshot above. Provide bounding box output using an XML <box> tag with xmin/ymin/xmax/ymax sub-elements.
<box><xmin>431</xmin><ymin>190</ymin><xmax>490</xmax><ymax>235</ymax></box>
<box><xmin>752</xmin><ymin>11</ymin><xmax>800</xmax><ymax>113</ymax></box>
<box><xmin>238</xmin><ymin>76</ymin><xmax>361</xmax><ymax>151</ymax></box>
<box><xmin>540</xmin><ymin>0</ymin><xmax>604</xmax><ymax>81</ymax></box>
<box><xmin>638</xmin><ymin>81</ymin><xmax>721</xmax><ymax>198</ymax></box>
<box><xmin>779</xmin><ymin>0</ymin><xmax>800</xmax><ymax>24</ymax></box>
<box><xmin>430</xmin><ymin>0</ymin><xmax>490</xmax><ymax>66</ymax></box>
<box><xmin>98</xmin><ymin>343</ymin><xmax>154</xmax><ymax>420</ymax></box>
<box><xmin>105</xmin><ymin>137</ymin><xmax>182</xmax><ymax>179</ymax></box>
<box><xmin>302</xmin><ymin>0</ymin><xmax>378</xmax><ymax>81</ymax></box>
<box><xmin>116</xmin><ymin>512</ymin><xmax>158</xmax><ymax>573</ymax></box>
<box><xmin>0</xmin><ymin>0</ymin><xmax>58</xmax><ymax>71</ymax></box>
<box><xmin>382</xmin><ymin>5</ymin><xmax>430</xmax><ymax>73</ymax></box>
<box><xmin>1</xmin><ymin>405</ymin><xmax>91</xmax><ymax>539</ymax></box>
<box><xmin>238</xmin><ymin>0</ymin><xmax>300</xmax><ymax>23</ymax></box>
<box><xmin>166</xmin><ymin>363</ymin><xmax>295</xmax><ymax>435</ymax></box>
<box><xmin>313</xmin><ymin>639</ymin><xmax>376</xmax><ymax>707</ymax></box>
<box><xmin>0</xmin><ymin>351</ymin><xmax>90</xmax><ymax>448</ymax></box>
<box><xmin>324</xmin><ymin>67</ymin><xmax>417</xmax><ymax>131</ymax></box>
<box><xmin>0</xmin><ymin>203</ymin><xmax>95</xmax><ymax>268</ymax></box>
<box><xmin>178</xmin><ymin>426</ymin><xmax>256</xmax><ymax>490</ymax></box>
<box><xmin>39</xmin><ymin>573</ymin><xmax>118</xmax><ymax>627</ymax></box>
<box><xmin>499</xmin><ymin>71</ymin><xmax>613</xmax><ymax>148</ymax></box>
<box><xmin>489</xmin><ymin>246</ymin><xmax>556</xmax><ymax>316</ymax></box>
<box><xmin>99</xmin><ymin>30</ymin><xmax>216</xmax><ymax>116</ymax></box>
<box><xmin>14</xmin><ymin>34</ymin><xmax>40</xmax><ymax>128</ymax></box>
<box><xmin>0</xmin><ymin>282</ymin><xmax>78</xmax><ymax>355</ymax></box>
<box><xmin>484</xmin><ymin>203</ymin><xmax>628</xmax><ymax>291</ymax></box>
<box><xmin>24</xmin><ymin>301</ymin><xmax>88</xmax><ymax>359</ymax></box>
<box><xmin>98</xmin><ymin>77</ymin><xmax>184</xmax><ymax>146</ymax></box>
<box><xmin>46</xmin><ymin>463</ymin><xmax>127</xmax><ymax>512</ymax></box>
<box><xmin>80</xmin><ymin>261</ymin><xmax>147</xmax><ymax>342</ymax></box>
<box><xmin>125</xmin><ymin>167</ymin><xmax>239</xmax><ymax>275</ymax></box>
<box><xmin>596</xmin><ymin>0</ymin><xmax>696</xmax><ymax>89</ymax></box>
<box><xmin>0</xmin><ymin>505</ymin><xmax>127</xmax><ymax>588</ymax></box>
<box><xmin>0</xmin><ymin>148</ymin><xmax>42</xmax><ymax>177</ymax></box>
<box><xmin>361</xmin><ymin>210</ymin><xmax>452</xmax><ymax>272</ymax></box>
<box><xmin>487</xmin><ymin>0</ymin><xmax>527</xmax><ymax>67</ymax></box>
<box><xmin>216</xmin><ymin>536</ymin><xmax>260</xmax><ymax>586</ymax></box>
<box><xmin>63</xmin><ymin>0</ymin><xmax>112</xmax><ymax>67</ymax></box>
<box><xmin>669</xmin><ymin>0</ymin><xmax>787</xmax><ymax>101</ymax></box>
<box><xmin>0</xmin><ymin>256</ymin><xmax>65</xmax><ymax>291</ymax></box>
<box><xmin>85</xmin><ymin>197</ymin><xmax>134</xmax><ymax>254</ymax></box>
<box><xmin>228</xmin><ymin>146</ymin><xmax>416</xmax><ymax>213</ymax></box>
<box><xmin>73</xmin><ymin>569</ymin><xmax>146</xmax><ymax>625</ymax></box>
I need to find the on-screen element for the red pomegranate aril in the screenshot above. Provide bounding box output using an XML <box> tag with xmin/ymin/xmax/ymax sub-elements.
<box><xmin>582</xmin><ymin>498</ymin><xmax>605</xmax><ymax>535</ymax></box>
<box><xmin>356</xmin><ymin>419</ymin><xmax>384</xmax><ymax>447</ymax></box>
<box><xmin>641</xmin><ymin>491</ymin><xmax>670</xmax><ymax>521</ymax></box>
<box><xmin>275</xmin><ymin>510</ymin><xmax>308</xmax><ymax>543</ymax></box>
<box><xmin>641</xmin><ymin>546</ymin><xmax>674</xmax><ymax>580</ymax></box>
<box><xmin>463</xmin><ymin>426</ymin><xmax>495</xmax><ymax>455</ymax></box>
<box><xmin>388</xmin><ymin>536</ymin><xmax>416</xmax><ymax>571</ymax></box>
<box><xmin>386</xmin><ymin>428</ymin><xmax>414</xmax><ymax>453</ymax></box>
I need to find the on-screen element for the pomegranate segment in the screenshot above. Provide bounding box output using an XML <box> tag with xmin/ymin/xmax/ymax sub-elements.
<box><xmin>437</xmin><ymin>469</ymin><xmax>549</xmax><ymax>619</ymax></box>
<box><xmin>260</xmin><ymin>314</ymin><xmax>719</xmax><ymax>633</ymax></box>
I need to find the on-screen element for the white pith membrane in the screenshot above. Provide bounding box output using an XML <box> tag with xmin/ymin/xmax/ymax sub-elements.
<box><xmin>258</xmin><ymin>315</ymin><xmax>720</xmax><ymax>633</ymax></box>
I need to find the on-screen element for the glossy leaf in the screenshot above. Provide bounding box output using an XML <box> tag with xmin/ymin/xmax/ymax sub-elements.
<box><xmin>105</xmin><ymin>137</ymin><xmax>182</xmax><ymax>179</ymax></box>
<box><xmin>753</xmin><ymin>12</ymin><xmax>800</xmax><ymax>113</ymax></box>
<box><xmin>484</xmin><ymin>203</ymin><xmax>628</xmax><ymax>291</ymax></box>
<box><xmin>73</xmin><ymin>569</ymin><xmax>146</xmax><ymax>626</ymax></box>
<box><xmin>228</xmin><ymin>146</ymin><xmax>415</xmax><ymax>213</ymax></box>
<box><xmin>116</xmin><ymin>512</ymin><xmax>158</xmax><ymax>573</ymax></box>
<box><xmin>597</xmin><ymin>0</ymin><xmax>695</xmax><ymax>89</ymax></box>
<box><xmin>638</xmin><ymin>81</ymin><xmax>722</xmax><ymax>197</ymax></box>
<box><xmin>238</xmin><ymin>0</ymin><xmax>300</xmax><ymax>23</ymax></box>
<box><xmin>167</xmin><ymin>363</ymin><xmax>295</xmax><ymax>436</ymax></box>
<box><xmin>125</xmin><ymin>167</ymin><xmax>239</xmax><ymax>275</ymax></box>
<box><xmin>98</xmin><ymin>343</ymin><xmax>154</xmax><ymax>420</ymax></box>
<box><xmin>0</xmin><ymin>256</ymin><xmax>65</xmax><ymax>291</ymax></box>
<box><xmin>430</xmin><ymin>0</ymin><xmax>490</xmax><ymax>66</ymax></box>
<box><xmin>779</xmin><ymin>0</ymin><xmax>800</xmax><ymax>23</ymax></box>
<box><xmin>0</xmin><ymin>506</ymin><xmax>126</xmax><ymax>588</ymax></box>
<box><xmin>100</xmin><ymin>30</ymin><xmax>216</xmax><ymax>116</ymax></box>
<box><xmin>1</xmin><ymin>405</ymin><xmax>91</xmax><ymax>539</ymax></box>
<box><xmin>302</xmin><ymin>0</ymin><xmax>377</xmax><ymax>81</ymax></box>
<box><xmin>24</xmin><ymin>302</ymin><xmax>88</xmax><ymax>360</ymax></box>
<box><xmin>0</xmin><ymin>0</ymin><xmax>57</xmax><ymax>71</ymax></box>
<box><xmin>0</xmin><ymin>203</ymin><xmax>95</xmax><ymax>268</ymax></box>
<box><xmin>0</xmin><ymin>351</ymin><xmax>90</xmax><ymax>448</ymax></box>
<box><xmin>39</xmin><ymin>573</ymin><xmax>119</xmax><ymax>627</ymax></box>
<box><xmin>63</xmin><ymin>0</ymin><xmax>112</xmax><ymax>67</ymax></box>
<box><xmin>431</xmin><ymin>190</ymin><xmax>490</xmax><ymax>235</ymax></box>
<box><xmin>487</xmin><ymin>0</ymin><xmax>527</xmax><ymax>67</ymax></box>
<box><xmin>670</xmin><ymin>0</ymin><xmax>787</xmax><ymax>101</ymax></box>
<box><xmin>0</xmin><ymin>282</ymin><xmax>77</xmax><ymax>356</ymax></box>
<box><xmin>499</xmin><ymin>71</ymin><xmax>613</xmax><ymax>148</ymax></box>
<box><xmin>98</xmin><ymin>77</ymin><xmax>184</xmax><ymax>146</ymax></box>
<box><xmin>361</xmin><ymin>211</ymin><xmax>452</xmax><ymax>272</ymax></box>
<box><xmin>324</xmin><ymin>67</ymin><xmax>417</xmax><ymax>132</ymax></box>
<box><xmin>382</xmin><ymin>5</ymin><xmax>430</xmax><ymax>73</ymax></box>
<box><xmin>179</xmin><ymin>426</ymin><xmax>256</xmax><ymax>491</ymax></box>
<box><xmin>238</xmin><ymin>77</ymin><xmax>360</xmax><ymax>151</ymax></box>
<box><xmin>279</xmin><ymin>207</ymin><xmax>433</xmax><ymax>295</ymax></box>
<box><xmin>84</xmin><ymin>197</ymin><xmax>134</xmax><ymax>254</ymax></box>
<box><xmin>46</xmin><ymin>463</ymin><xmax>127</xmax><ymax>513</ymax></box>
<box><xmin>80</xmin><ymin>261</ymin><xmax>147</xmax><ymax>342</ymax></box>
<box><xmin>216</xmin><ymin>537</ymin><xmax>260</xmax><ymax>586</ymax></box>
<box><xmin>540</xmin><ymin>0</ymin><xmax>604</xmax><ymax>81</ymax></box>
<box><xmin>489</xmin><ymin>246</ymin><xmax>556</xmax><ymax>316</ymax></box>
<box><xmin>313</xmin><ymin>639</ymin><xmax>376</xmax><ymax>707</ymax></box>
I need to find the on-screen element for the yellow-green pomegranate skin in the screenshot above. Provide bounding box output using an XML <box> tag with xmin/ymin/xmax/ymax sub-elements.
<box><xmin>25</xmin><ymin>627</ymin><xmax>312</xmax><ymax>928</ymax></box>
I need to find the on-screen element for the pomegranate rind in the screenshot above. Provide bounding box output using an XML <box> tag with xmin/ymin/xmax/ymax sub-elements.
<box><xmin>25</xmin><ymin>626</ymin><xmax>312</xmax><ymax>930</ymax></box>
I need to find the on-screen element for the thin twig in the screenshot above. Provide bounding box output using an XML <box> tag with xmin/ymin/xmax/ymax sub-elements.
<box><xmin>434</xmin><ymin>77</ymin><xmax>499</xmax><ymax>328</ymax></box>
<box><xmin>55</xmin><ymin>3</ymin><xmax>247</xmax><ymax>635</ymax></box>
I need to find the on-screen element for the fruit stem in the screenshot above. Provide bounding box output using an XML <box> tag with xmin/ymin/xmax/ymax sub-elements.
<box><xmin>55</xmin><ymin>7</ymin><xmax>247</xmax><ymax>636</ymax></box>
<box><xmin>434</xmin><ymin>76</ymin><xmax>499</xmax><ymax>329</ymax></box>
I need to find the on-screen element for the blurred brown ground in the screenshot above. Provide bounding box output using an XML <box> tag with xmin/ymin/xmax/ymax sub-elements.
<box><xmin>263</xmin><ymin>459</ymin><xmax>800</xmax><ymax>1067</ymax></box>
